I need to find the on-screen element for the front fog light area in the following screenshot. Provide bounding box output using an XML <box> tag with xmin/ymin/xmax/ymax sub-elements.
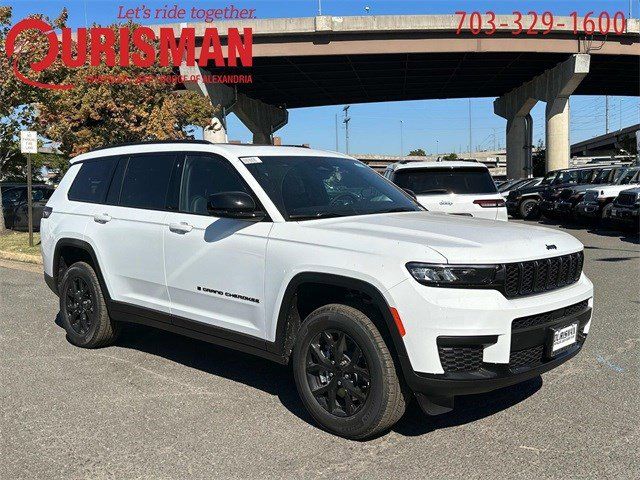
<box><xmin>406</xmin><ymin>263</ymin><xmax>500</xmax><ymax>287</ymax></box>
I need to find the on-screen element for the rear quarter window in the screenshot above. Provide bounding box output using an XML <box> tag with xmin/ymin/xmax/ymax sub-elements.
<box><xmin>67</xmin><ymin>157</ymin><xmax>119</xmax><ymax>203</ymax></box>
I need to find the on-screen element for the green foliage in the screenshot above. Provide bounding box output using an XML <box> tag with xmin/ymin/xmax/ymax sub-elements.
<box><xmin>442</xmin><ymin>153</ymin><xmax>458</xmax><ymax>160</ymax></box>
<box><xmin>532</xmin><ymin>139</ymin><xmax>546</xmax><ymax>177</ymax></box>
<box><xmin>408</xmin><ymin>148</ymin><xmax>426</xmax><ymax>156</ymax></box>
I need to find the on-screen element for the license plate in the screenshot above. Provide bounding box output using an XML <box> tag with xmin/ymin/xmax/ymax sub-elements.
<box><xmin>549</xmin><ymin>323</ymin><xmax>578</xmax><ymax>356</ymax></box>
<box><xmin>611</xmin><ymin>208</ymin><xmax>617</xmax><ymax>216</ymax></box>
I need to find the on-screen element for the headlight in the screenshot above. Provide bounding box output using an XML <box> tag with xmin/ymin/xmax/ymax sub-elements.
<box><xmin>406</xmin><ymin>263</ymin><xmax>501</xmax><ymax>287</ymax></box>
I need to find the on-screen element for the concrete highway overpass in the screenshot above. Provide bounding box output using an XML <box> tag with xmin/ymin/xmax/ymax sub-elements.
<box><xmin>570</xmin><ymin>123</ymin><xmax>640</xmax><ymax>156</ymax></box>
<box><xmin>156</xmin><ymin>15</ymin><xmax>640</xmax><ymax>176</ymax></box>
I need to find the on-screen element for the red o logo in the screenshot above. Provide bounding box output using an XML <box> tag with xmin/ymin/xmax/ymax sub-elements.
<box><xmin>6</xmin><ymin>18</ymin><xmax>72</xmax><ymax>90</ymax></box>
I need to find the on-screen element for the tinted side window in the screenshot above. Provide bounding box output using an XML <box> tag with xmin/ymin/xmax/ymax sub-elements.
<box><xmin>179</xmin><ymin>154</ymin><xmax>251</xmax><ymax>215</ymax></box>
<box><xmin>120</xmin><ymin>153</ymin><xmax>176</xmax><ymax>210</ymax></box>
<box><xmin>68</xmin><ymin>158</ymin><xmax>118</xmax><ymax>203</ymax></box>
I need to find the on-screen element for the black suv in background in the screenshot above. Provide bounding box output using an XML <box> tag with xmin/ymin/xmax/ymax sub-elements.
<box><xmin>550</xmin><ymin>166</ymin><xmax>628</xmax><ymax>220</ymax></box>
<box><xmin>610</xmin><ymin>187</ymin><xmax>640</xmax><ymax>230</ymax></box>
<box><xmin>1</xmin><ymin>184</ymin><xmax>55</xmax><ymax>231</ymax></box>
<box><xmin>506</xmin><ymin>167</ymin><xmax>597</xmax><ymax>220</ymax></box>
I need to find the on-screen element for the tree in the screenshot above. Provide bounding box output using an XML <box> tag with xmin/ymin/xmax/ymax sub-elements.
<box><xmin>408</xmin><ymin>148</ymin><xmax>426</xmax><ymax>156</ymax></box>
<box><xmin>36</xmin><ymin>22</ymin><xmax>216</xmax><ymax>157</ymax></box>
<box><xmin>442</xmin><ymin>153</ymin><xmax>458</xmax><ymax>161</ymax></box>
<box><xmin>1</xmin><ymin>7</ymin><xmax>215</xmax><ymax>232</ymax></box>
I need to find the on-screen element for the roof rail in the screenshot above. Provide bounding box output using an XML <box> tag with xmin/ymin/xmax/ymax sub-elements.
<box><xmin>89</xmin><ymin>139</ymin><xmax>212</xmax><ymax>152</ymax></box>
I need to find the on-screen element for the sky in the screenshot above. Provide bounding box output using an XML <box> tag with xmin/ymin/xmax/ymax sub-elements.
<box><xmin>7</xmin><ymin>0</ymin><xmax>640</xmax><ymax>155</ymax></box>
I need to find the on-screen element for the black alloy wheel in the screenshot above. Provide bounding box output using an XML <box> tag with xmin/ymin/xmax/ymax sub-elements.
<box><xmin>306</xmin><ymin>329</ymin><xmax>370</xmax><ymax>417</ymax></box>
<box><xmin>65</xmin><ymin>277</ymin><xmax>95</xmax><ymax>335</ymax></box>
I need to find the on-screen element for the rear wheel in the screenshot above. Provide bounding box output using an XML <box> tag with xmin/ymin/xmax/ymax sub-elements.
<box><xmin>59</xmin><ymin>262</ymin><xmax>119</xmax><ymax>348</ymax></box>
<box><xmin>519</xmin><ymin>198</ymin><xmax>540</xmax><ymax>220</ymax></box>
<box><xmin>292</xmin><ymin>304</ymin><xmax>406</xmax><ymax>439</ymax></box>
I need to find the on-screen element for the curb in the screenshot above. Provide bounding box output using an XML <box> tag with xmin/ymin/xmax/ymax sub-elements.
<box><xmin>0</xmin><ymin>250</ymin><xmax>43</xmax><ymax>265</ymax></box>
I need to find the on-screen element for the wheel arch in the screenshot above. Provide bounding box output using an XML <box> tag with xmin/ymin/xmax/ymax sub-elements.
<box><xmin>268</xmin><ymin>272</ymin><xmax>410</xmax><ymax>370</ymax></box>
<box><xmin>53</xmin><ymin>238</ymin><xmax>112</xmax><ymax>306</ymax></box>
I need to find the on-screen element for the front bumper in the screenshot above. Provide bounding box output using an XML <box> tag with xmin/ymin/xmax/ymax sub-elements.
<box><xmin>506</xmin><ymin>199</ymin><xmax>520</xmax><ymax>216</ymax></box>
<box><xmin>610</xmin><ymin>205</ymin><xmax>639</xmax><ymax>222</ymax></box>
<box><xmin>540</xmin><ymin>199</ymin><xmax>558</xmax><ymax>214</ymax></box>
<box><xmin>556</xmin><ymin>200</ymin><xmax>575</xmax><ymax>215</ymax></box>
<box><xmin>575</xmin><ymin>201</ymin><xmax>600</xmax><ymax>218</ymax></box>
<box><xmin>388</xmin><ymin>274</ymin><xmax>593</xmax><ymax>397</ymax></box>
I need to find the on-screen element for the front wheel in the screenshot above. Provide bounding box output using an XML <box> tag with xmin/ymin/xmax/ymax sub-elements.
<box><xmin>292</xmin><ymin>304</ymin><xmax>406</xmax><ymax>439</ymax></box>
<box><xmin>520</xmin><ymin>198</ymin><xmax>540</xmax><ymax>220</ymax></box>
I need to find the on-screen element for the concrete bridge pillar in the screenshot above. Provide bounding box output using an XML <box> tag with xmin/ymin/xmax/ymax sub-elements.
<box><xmin>545</xmin><ymin>97</ymin><xmax>570</xmax><ymax>172</ymax></box>
<box><xmin>494</xmin><ymin>54</ymin><xmax>590</xmax><ymax>177</ymax></box>
<box><xmin>505</xmin><ymin>115</ymin><xmax>528</xmax><ymax>179</ymax></box>
<box><xmin>180</xmin><ymin>64</ymin><xmax>288</xmax><ymax>144</ymax></box>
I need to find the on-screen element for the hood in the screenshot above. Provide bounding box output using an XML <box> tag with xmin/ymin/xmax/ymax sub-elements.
<box><xmin>592</xmin><ymin>183</ymin><xmax>640</xmax><ymax>197</ymax></box>
<box><xmin>300</xmin><ymin>211</ymin><xmax>583</xmax><ymax>264</ymax></box>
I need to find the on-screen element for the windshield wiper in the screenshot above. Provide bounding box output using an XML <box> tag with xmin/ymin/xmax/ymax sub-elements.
<box><xmin>289</xmin><ymin>212</ymin><xmax>348</xmax><ymax>220</ymax></box>
<box><xmin>416</xmin><ymin>188</ymin><xmax>449</xmax><ymax>194</ymax></box>
<box><xmin>377</xmin><ymin>207</ymin><xmax>418</xmax><ymax>214</ymax></box>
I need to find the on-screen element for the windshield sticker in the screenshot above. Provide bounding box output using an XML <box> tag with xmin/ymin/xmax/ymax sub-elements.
<box><xmin>240</xmin><ymin>156</ymin><xmax>262</xmax><ymax>164</ymax></box>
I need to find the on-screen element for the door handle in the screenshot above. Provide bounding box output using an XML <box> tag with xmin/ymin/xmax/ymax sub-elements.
<box><xmin>93</xmin><ymin>213</ymin><xmax>111</xmax><ymax>224</ymax></box>
<box><xmin>169</xmin><ymin>222</ymin><xmax>193</xmax><ymax>234</ymax></box>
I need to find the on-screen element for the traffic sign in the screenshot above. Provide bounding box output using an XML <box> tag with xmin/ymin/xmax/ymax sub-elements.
<box><xmin>20</xmin><ymin>131</ymin><xmax>38</xmax><ymax>154</ymax></box>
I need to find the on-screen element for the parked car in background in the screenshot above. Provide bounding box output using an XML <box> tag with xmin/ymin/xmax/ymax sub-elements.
<box><xmin>576</xmin><ymin>167</ymin><xmax>640</xmax><ymax>222</ymax></box>
<box><xmin>507</xmin><ymin>167</ymin><xmax>595</xmax><ymax>220</ymax></box>
<box><xmin>1</xmin><ymin>184</ymin><xmax>55</xmax><ymax>231</ymax></box>
<box><xmin>500</xmin><ymin>177</ymin><xmax>543</xmax><ymax>198</ymax></box>
<box><xmin>539</xmin><ymin>165</ymin><xmax>627</xmax><ymax>219</ymax></box>
<box><xmin>384</xmin><ymin>161</ymin><xmax>507</xmax><ymax>221</ymax></box>
<box><xmin>610</xmin><ymin>187</ymin><xmax>640</xmax><ymax>230</ymax></box>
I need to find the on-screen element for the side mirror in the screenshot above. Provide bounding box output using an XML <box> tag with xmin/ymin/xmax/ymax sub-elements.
<box><xmin>403</xmin><ymin>188</ymin><xmax>417</xmax><ymax>200</ymax></box>
<box><xmin>207</xmin><ymin>191</ymin><xmax>265</xmax><ymax>220</ymax></box>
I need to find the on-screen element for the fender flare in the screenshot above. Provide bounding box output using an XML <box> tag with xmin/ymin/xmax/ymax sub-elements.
<box><xmin>52</xmin><ymin>238</ymin><xmax>113</xmax><ymax>306</ymax></box>
<box><xmin>268</xmin><ymin>272</ymin><xmax>410</xmax><ymax>367</ymax></box>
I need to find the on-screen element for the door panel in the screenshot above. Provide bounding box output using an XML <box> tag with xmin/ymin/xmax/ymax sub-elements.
<box><xmin>84</xmin><ymin>152</ymin><xmax>176</xmax><ymax>314</ymax></box>
<box><xmin>163</xmin><ymin>153</ymin><xmax>271</xmax><ymax>337</ymax></box>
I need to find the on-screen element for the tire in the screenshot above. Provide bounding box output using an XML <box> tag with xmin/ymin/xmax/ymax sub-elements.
<box><xmin>519</xmin><ymin>198</ymin><xmax>540</xmax><ymax>220</ymax></box>
<box><xmin>59</xmin><ymin>261</ymin><xmax>119</xmax><ymax>348</ymax></box>
<box><xmin>292</xmin><ymin>304</ymin><xmax>406</xmax><ymax>439</ymax></box>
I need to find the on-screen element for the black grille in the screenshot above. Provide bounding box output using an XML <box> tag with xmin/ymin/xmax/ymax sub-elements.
<box><xmin>616</xmin><ymin>192</ymin><xmax>637</xmax><ymax>206</ymax></box>
<box><xmin>504</xmin><ymin>252</ymin><xmax>584</xmax><ymax>298</ymax></box>
<box><xmin>438</xmin><ymin>346</ymin><xmax>483</xmax><ymax>373</ymax></box>
<box><xmin>509</xmin><ymin>345</ymin><xmax>544</xmax><ymax>371</ymax></box>
<box><xmin>512</xmin><ymin>300</ymin><xmax>589</xmax><ymax>330</ymax></box>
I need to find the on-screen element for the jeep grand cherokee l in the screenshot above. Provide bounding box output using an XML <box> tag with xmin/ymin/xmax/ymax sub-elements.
<box><xmin>41</xmin><ymin>141</ymin><xmax>594</xmax><ymax>439</ymax></box>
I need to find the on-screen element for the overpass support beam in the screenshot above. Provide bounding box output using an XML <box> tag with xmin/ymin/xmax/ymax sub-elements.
<box><xmin>494</xmin><ymin>54</ymin><xmax>590</xmax><ymax>176</ymax></box>
<box><xmin>180</xmin><ymin>64</ymin><xmax>288</xmax><ymax>144</ymax></box>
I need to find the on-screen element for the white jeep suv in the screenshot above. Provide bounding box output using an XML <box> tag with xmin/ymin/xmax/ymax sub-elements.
<box><xmin>41</xmin><ymin>141</ymin><xmax>593</xmax><ymax>439</ymax></box>
<box><xmin>384</xmin><ymin>160</ymin><xmax>508</xmax><ymax>221</ymax></box>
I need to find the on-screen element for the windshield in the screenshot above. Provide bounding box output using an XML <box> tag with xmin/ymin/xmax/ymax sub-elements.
<box><xmin>499</xmin><ymin>179</ymin><xmax>527</xmax><ymax>192</ymax></box>
<box><xmin>554</xmin><ymin>169</ymin><xmax>596</xmax><ymax>185</ymax></box>
<box><xmin>243</xmin><ymin>156</ymin><xmax>421</xmax><ymax>220</ymax></box>
<box><xmin>393</xmin><ymin>167</ymin><xmax>497</xmax><ymax>195</ymax></box>
<box><xmin>618</xmin><ymin>169</ymin><xmax>639</xmax><ymax>185</ymax></box>
<box><xmin>591</xmin><ymin>168</ymin><xmax>613</xmax><ymax>184</ymax></box>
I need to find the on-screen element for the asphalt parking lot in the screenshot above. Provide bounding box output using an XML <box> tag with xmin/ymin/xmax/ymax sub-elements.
<box><xmin>1</xmin><ymin>221</ymin><xmax>638</xmax><ymax>480</ymax></box>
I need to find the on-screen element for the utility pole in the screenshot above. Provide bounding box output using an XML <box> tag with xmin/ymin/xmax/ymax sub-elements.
<box><xmin>343</xmin><ymin>105</ymin><xmax>351</xmax><ymax>155</ymax></box>
<box><xmin>493</xmin><ymin>128</ymin><xmax>497</xmax><ymax>151</ymax></box>
<box><xmin>335</xmin><ymin>113</ymin><xmax>339</xmax><ymax>151</ymax></box>
<box><xmin>468</xmin><ymin>99</ymin><xmax>473</xmax><ymax>156</ymax></box>
<box><xmin>619</xmin><ymin>99</ymin><xmax>623</xmax><ymax>130</ymax></box>
<box><xmin>605</xmin><ymin>95</ymin><xmax>609</xmax><ymax>133</ymax></box>
<box><xmin>318</xmin><ymin>0</ymin><xmax>322</xmax><ymax>15</ymax></box>
<box><xmin>399</xmin><ymin>120</ymin><xmax>404</xmax><ymax>156</ymax></box>
<box><xmin>436</xmin><ymin>139</ymin><xmax>439</xmax><ymax>156</ymax></box>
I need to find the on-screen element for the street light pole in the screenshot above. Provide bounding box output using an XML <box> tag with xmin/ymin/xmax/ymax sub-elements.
<box><xmin>318</xmin><ymin>0</ymin><xmax>322</xmax><ymax>15</ymax></box>
<box><xmin>343</xmin><ymin>105</ymin><xmax>351</xmax><ymax>155</ymax></box>
<box><xmin>400</xmin><ymin>120</ymin><xmax>404</xmax><ymax>157</ymax></box>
